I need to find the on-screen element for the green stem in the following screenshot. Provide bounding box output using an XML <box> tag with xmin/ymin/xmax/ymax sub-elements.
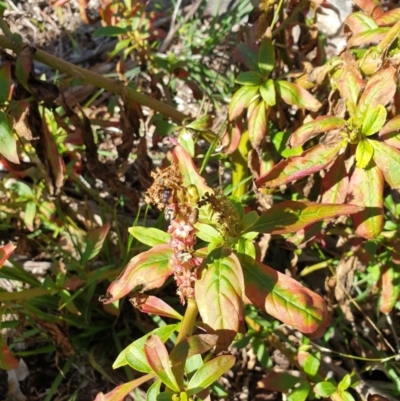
<box><xmin>0</xmin><ymin>35</ymin><xmax>187</xmax><ymax>123</ymax></box>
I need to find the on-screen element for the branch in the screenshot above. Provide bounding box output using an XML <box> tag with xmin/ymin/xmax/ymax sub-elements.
<box><xmin>0</xmin><ymin>35</ymin><xmax>187</xmax><ymax>123</ymax></box>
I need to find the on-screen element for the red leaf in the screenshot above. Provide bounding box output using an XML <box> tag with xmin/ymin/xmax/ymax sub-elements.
<box><xmin>275</xmin><ymin>81</ymin><xmax>321</xmax><ymax>112</ymax></box>
<box><xmin>379</xmin><ymin>264</ymin><xmax>400</xmax><ymax>314</ymax></box>
<box><xmin>0</xmin><ymin>335</ymin><xmax>18</xmax><ymax>370</ymax></box>
<box><xmin>195</xmin><ymin>249</ymin><xmax>244</xmax><ymax>350</ymax></box>
<box><xmin>0</xmin><ymin>243</ymin><xmax>15</xmax><ymax>269</ymax></box>
<box><xmin>321</xmin><ymin>152</ymin><xmax>349</xmax><ymax>204</ymax></box>
<box><xmin>347</xmin><ymin>163</ymin><xmax>384</xmax><ymax>239</ymax></box>
<box><xmin>130</xmin><ymin>295</ymin><xmax>183</xmax><ymax>320</ymax></box>
<box><xmin>289</xmin><ymin>116</ymin><xmax>346</xmax><ymax>148</ymax></box>
<box><xmin>376</xmin><ymin>9</ymin><xmax>400</xmax><ymax>27</ymax></box>
<box><xmin>345</xmin><ymin>12</ymin><xmax>378</xmax><ymax>34</ymax></box>
<box><xmin>379</xmin><ymin>115</ymin><xmax>400</xmax><ymax>149</ymax></box>
<box><xmin>347</xmin><ymin>28</ymin><xmax>389</xmax><ymax>48</ymax></box>
<box><xmin>352</xmin><ymin>0</ymin><xmax>383</xmax><ymax>18</ymax></box>
<box><xmin>229</xmin><ymin>86</ymin><xmax>260</xmax><ymax>121</ymax></box>
<box><xmin>356</xmin><ymin>65</ymin><xmax>397</xmax><ymax>123</ymax></box>
<box><xmin>247</xmin><ymin>99</ymin><xmax>268</xmax><ymax>150</ymax></box>
<box><xmin>261</xmin><ymin>372</ymin><xmax>300</xmax><ymax>392</ymax></box>
<box><xmin>232</xmin><ymin>43</ymin><xmax>259</xmax><ymax>71</ymax></box>
<box><xmin>221</xmin><ymin>121</ymin><xmax>241</xmax><ymax>154</ymax></box>
<box><xmin>0</xmin><ymin>62</ymin><xmax>12</xmax><ymax>104</ymax></box>
<box><xmin>103</xmin><ymin>245</ymin><xmax>174</xmax><ymax>303</ymax></box>
<box><xmin>247</xmin><ymin>201</ymin><xmax>363</xmax><ymax>235</ymax></box>
<box><xmin>241</xmin><ymin>258</ymin><xmax>331</xmax><ymax>337</ymax></box>
<box><xmin>256</xmin><ymin>143</ymin><xmax>341</xmax><ymax>188</ymax></box>
<box><xmin>371</xmin><ymin>140</ymin><xmax>400</xmax><ymax>189</ymax></box>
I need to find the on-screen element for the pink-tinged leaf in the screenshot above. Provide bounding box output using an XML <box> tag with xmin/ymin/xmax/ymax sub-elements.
<box><xmin>232</xmin><ymin>43</ymin><xmax>259</xmax><ymax>71</ymax></box>
<box><xmin>347</xmin><ymin>163</ymin><xmax>384</xmax><ymax>239</ymax></box>
<box><xmin>42</xmin><ymin>119</ymin><xmax>65</xmax><ymax>195</ymax></box>
<box><xmin>130</xmin><ymin>295</ymin><xmax>183</xmax><ymax>320</ymax></box>
<box><xmin>347</xmin><ymin>28</ymin><xmax>390</xmax><ymax>48</ymax></box>
<box><xmin>144</xmin><ymin>335</ymin><xmax>180</xmax><ymax>392</ymax></box>
<box><xmin>15</xmin><ymin>45</ymin><xmax>34</xmax><ymax>91</ymax></box>
<box><xmin>195</xmin><ymin>249</ymin><xmax>244</xmax><ymax>350</ymax></box>
<box><xmin>275</xmin><ymin>81</ymin><xmax>321</xmax><ymax>111</ymax></box>
<box><xmin>187</xmin><ymin>355</ymin><xmax>235</xmax><ymax>396</ymax></box>
<box><xmin>0</xmin><ymin>62</ymin><xmax>12</xmax><ymax>105</ymax></box>
<box><xmin>248</xmin><ymin>99</ymin><xmax>268</xmax><ymax>150</ymax></box>
<box><xmin>241</xmin><ymin>258</ymin><xmax>330</xmax><ymax>337</ymax></box>
<box><xmin>93</xmin><ymin>374</ymin><xmax>154</xmax><ymax>401</ymax></box>
<box><xmin>321</xmin><ymin>152</ymin><xmax>349</xmax><ymax>204</ymax></box>
<box><xmin>345</xmin><ymin>12</ymin><xmax>378</xmax><ymax>34</ymax></box>
<box><xmin>376</xmin><ymin>8</ymin><xmax>400</xmax><ymax>26</ymax></box>
<box><xmin>0</xmin><ymin>111</ymin><xmax>19</xmax><ymax>164</ymax></box>
<box><xmin>221</xmin><ymin>121</ymin><xmax>241</xmax><ymax>154</ymax></box>
<box><xmin>289</xmin><ymin>116</ymin><xmax>346</xmax><ymax>148</ymax></box>
<box><xmin>371</xmin><ymin>140</ymin><xmax>400</xmax><ymax>189</ymax></box>
<box><xmin>379</xmin><ymin>115</ymin><xmax>400</xmax><ymax>149</ymax></box>
<box><xmin>103</xmin><ymin>245</ymin><xmax>174</xmax><ymax>303</ymax></box>
<box><xmin>172</xmin><ymin>145</ymin><xmax>213</xmax><ymax>197</ymax></box>
<box><xmin>256</xmin><ymin>143</ymin><xmax>341</xmax><ymax>188</ymax></box>
<box><xmin>379</xmin><ymin>263</ymin><xmax>400</xmax><ymax>314</ymax></box>
<box><xmin>228</xmin><ymin>85</ymin><xmax>260</xmax><ymax>121</ymax></box>
<box><xmin>352</xmin><ymin>0</ymin><xmax>383</xmax><ymax>18</ymax></box>
<box><xmin>0</xmin><ymin>335</ymin><xmax>18</xmax><ymax>370</ymax></box>
<box><xmin>246</xmin><ymin>200</ymin><xmax>363</xmax><ymax>235</ymax></box>
<box><xmin>355</xmin><ymin>65</ymin><xmax>397</xmax><ymax>123</ymax></box>
<box><xmin>170</xmin><ymin>334</ymin><xmax>219</xmax><ymax>367</ymax></box>
<box><xmin>82</xmin><ymin>223</ymin><xmax>110</xmax><ymax>263</ymax></box>
<box><xmin>260</xmin><ymin>372</ymin><xmax>300</xmax><ymax>392</ymax></box>
<box><xmin>0</xmin><ymin>242</ymin><xmax>15</xmax><ymax>268</ymax></box>
<box><xmin>337</xmin><ymin>51</ymin><xmax>364</xmax><ymax>115</ymax></box>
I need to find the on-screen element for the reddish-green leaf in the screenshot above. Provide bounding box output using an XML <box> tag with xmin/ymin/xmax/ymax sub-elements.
<box><xmin>93</xmin><ymin>375</ymin><xmax>154</xmax><ymax>401</ymax></box>
<box><xmin>379</xmin><ymin>115</ymin><xmax>400</xmax><ymax>149</ymax></box>
<box><xmin>361</xmin><ymin>104</ymin><xmax>387</xmax><ymax>136</ymax></box>
<box><xmin>379</xmin><ymin>263</ymin><xmax>400</xmax><ymax>314</ymax></box>
<box><xmin>248</xmin><ymin>99</ymin><xmax>268</xmax><ymax>149</ymax></box>
<box><xmin>256</xmin><ymin>143</ymin><xmax>341</xmax><ymax>188</ymax></box>
<box><xmin>347</xmin><ymin>163</ymin><xmax>384</xmax><ymax>239</ymax></box>
<box><xmin>128</xmin><ymin>226</ymin><xmax>170</xmax><ymax>246</ymax></box>
<box><xmin>0</xmin><ymin>111</ymin><xmax>19</xmax><ymax>164</ymax></box>
<box><xmin>172</xmin><ymin>145</ymin><xmax>213</xmax><ymax>198</ymax></box>
<box><xmin>246</xmin><ymin>200</ymin><xmax>363</xmax><ymax>235</ymax></box>
<box><xmin>82</xmin><ymin>223</ymin><xmax>110</xmax><ymax>263</ymax></box>
<box><xmin>0</xmin><ymin>62</ymin><xmax>12</xmax><ymax>104</ymax></box>
<box><xmin>321</xmin><ymin>152</ymin><xmax>349</xmax><ymax>204</ymax></box>
<box><xmin>15</xmin><ymin>45</ymin><xmax>34</xmax><ymax>91</ymax></box>
<box><xmin>232</xmin><ymin>43</ymin><xmax>259</xmax><ymax>71</ymax></box>
<box><xmin>345</xmin><ymin>12</ymin><xmax>379</xmax><ymax>34</ymax></box>
<box><xmin>235</xmin><ymin>71</ymin><xmax>263</xmax><ymax>86</ymax></box>
<box><xmin>356</xmin><ymin>139</ymin><xmax>374</xmax><ymax>168</ymax></box>
<box><xmin>376</xmin><ymin>8</ymin><xmax>400</xmax><ymax>26</ymax></box>
<box><xmin>0</xmin><ymin>335</ymin><xmax>18</xmax><ymax>370</ymax></box>
<box><xmin>260</xmin><ymin>372</ymin><xmax>300</xmax><ymax>392</ymax></box>
<box><xmin>289</xmin><ymin>116</ymin><xmax>346</xmax><ymax>148</ymax></box>
<box><xmin>347</xmin><ymin>28</ymin><xmax>389</xmax><ymax>48</ymax></box>
<box><xmin>241</xmin><ymin>258</ymin><xmax>330</xmax><ymax>337</ymax></box>
<box><xmin>258</xmin><ymin>30</ymin><xmax>275</xmax><ymax>77</ymax></box>
<box><xmin>229</xmin><ymin>86</ymin><xmax>260</xmax><ymax>121</ymax></box>
<box><xmin>104</xmin><ymin>245</ymin><xmax>174</xmax><ymax>303</ymax></box>
<box><xmin>221</xmin><ymin>121</ymin><xmax>241</xmax><ymax>154</ymax></box>
<box><xmin>275</xmin><ymin>81</ymin><xmax>321</xmax><ymax>111</ymax></box>
<box><xmin>0</xmin><ymin>243</ymin><xmax>15</xmax><ymax>269</ymax></box>
<box><xmin>195</xmin><ymin>249</ymin><xmax>244</xmax><ymax>350</ymax></box>
<box><xmin>259</xmin><ymin>79</ymin><xmax>276</xmax><ymax>107</ymax></box>
<box><xmin>131</xmin><ymin>295</ymin><xmax>183</xmax><ymax>320</ymax></box>
<box><xmin>353</xmin><ymin>0</ymin><xmax>383</xmax><ymax>17</ymax></box>
<box><xmin>187</xmin><ymin>355</ymin><xmax>235</xmax><ymax>395</ymax></box>
<box><xmin>144</xmin><ymin>335</ymin><xmax>180</xmax><ymax>392</ymax></box>
<box><xmin>355</xmin><ymin>65</ymin><xmax>396</xmax><ymax>123</ymax></box>
<box><xmin>371</xmin><ymin>140</ymin><xmax>400</xmax><ymax>188</ymax></box>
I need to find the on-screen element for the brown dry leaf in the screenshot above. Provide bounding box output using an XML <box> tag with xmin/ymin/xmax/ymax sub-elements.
<box><xmin>35</xmin><ymin>320</ymin><xmax>74</xmax><ymax>357</ymax></box>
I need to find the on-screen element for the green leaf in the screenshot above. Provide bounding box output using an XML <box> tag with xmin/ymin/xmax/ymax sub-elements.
<box><xmin>229</xmin><ymin>86</ymin><xmax>260</xmax><ymax>121</ymax></box>
<box><xmin>128</xmin><ymin>226</ymin><xmax>170</xmax><ymax>246</ymax></box>
<box><xmin>144</xmin><ymin>335</ymin><xmax>180</xmax><ymax>392</ymax></box>
<box><xmin>239</xmin><ymin>211</ymin><xmax>259</xmax><ymax>232</ymax></box>
<box><xmin>82</xmin><ymin>223</ymin><xmax>110</xmax><ymax>264</ymax></box>
<box><xmin>248</xmin><ymin>99</ymin><xmax>268</xmax><ymax>149</ymax></box>
<box><xmin>93</xmin><ymin>26</ymin><xmax>129</xmax><ymax>37</ymax></box>
<box><xmin>232</xmin><ymin>43</ymin><xmax>259</xmax><ymax>71</ymax></box>
<box><xmin>345</xmin><ymin>12</ymin><xmax>379</xmax><ymax>33</ymax></box>
<box><xmin>287</xmin><ymin>382</ymin><xmax>311</xmax><ymax>401</ymax></box>
<box><xmin>146</xmin><ymin>379</ymin><xmax>161</xmax><ymax>401</ymax></box>
<box><xmin>347</xmin><ymin>27</ymin><xmax>390</xmax><ymax>48</ymax></box>
<box><xmin>338</xmin><ymin>373</ymin><xmax>352</xmax><ymax>391</ymax></box>
<box><xmin>361</xmin><ymin>104</ymin><xmax>387</xmax><ymax>136</ymax></box>
<box><xmin>195</xmin><ymin>249</ymin><xmax>244</xmax><ymax>349</ymax></box>
<box><xmin>376</xmin><ymin>8</ymin><xmax>400</xmax><ymax>27</ymax></box>
<box><xmin>194</xmin><ymin>223</ymin><xmax>223</xmax><ymax>243</ymax></box>
<box><xmin>24</xmin><ymin>201</ymin><xmax>36</xmax><ymax>231</ymax></box>
<box><xmin>355</xmin><ymin>139</ymin><xmax>374</xmax><ymax>168</ymax></box>
<box><xmin>186</xmin><ymin>115</ymin><xmax>212</xmax><ymax>132</ymax></box>
<box><xmin>379</xmin><ymin>115</ymin><xmax>400</xmax><ymax>149</ymax></box>
<box><xmin>275</xmin><ymin>80</ymin><xmax>321</xmax><ymax>111</ymax></box>
<box><xmin>0</xmin><ymin>111</ymin><xmax>18</xmax><ymax>164</ymax></box>
<box><xmin>246</xmin><ymin>201</ymin><xmax>362</xmax><ymax>234</ymax></box>
<box><xmin>261</xmin><ymin>372</ymin><xmax>300</xmax><ymax>392</ymax></box>
<box><xmin>371</xmin><ymin>139</ymin><xmax>400</xmax><ymax>188</ymax></box>
<box><xmin>314</xmin><ymin>381</ymin><xmax>337</xmax><ymax>397</ymax></box>
<box><xmin>259</xmin><ymin>79</ymin><xmax>276</xmax><ymax>107</ymax></box>
<box><xmin>113</xmin><ymin>324</ymin><xmax>177</xmax><ymax>371</ymax></box>
<box><xmin>302</xmin><ymin>352</ymin><xmax>320</xmax><ymax>377</ymax></box>
<box><xmin>258</xmin><ymin>32</ymin><xmax>275</xmax><ymax>77</ymax></box>
<box><xmin>187</xmin><ymin>355</ymin><xmax>235</xmax><ymax>395</ymax></box>
<box><xmin>178</xmin><ymin>128</ymin><xmax>195</xmax><ymax>157</ymax></box>
<box><xmin>380</xmin><ymin>263</ymin><xmax>400</xmax><ymax>314</ymax></box>
<box><xmin>0</xmin><ymin>62</ymin><xmax>11</xmax><ymax>104</ymax></box>
<box><xmin>235</xmin><ymin>71</ymin><xmax>263</xmax><ymax>86</ymax></box>
<box><xmin>340</xmin><ymin>390</ymin><xmax>356</xmax><ymax>401</ymax></box>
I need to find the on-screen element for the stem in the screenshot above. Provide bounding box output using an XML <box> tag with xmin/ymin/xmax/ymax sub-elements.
<box><xmin>272</xmin><ymin>0</ymin><xmax>308</xmax><ymax>38</ymax></box>
<box><xmin>0</xmin><ymin>35</ymin><xmax>187</xmax><ymax>123</ymax></box>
